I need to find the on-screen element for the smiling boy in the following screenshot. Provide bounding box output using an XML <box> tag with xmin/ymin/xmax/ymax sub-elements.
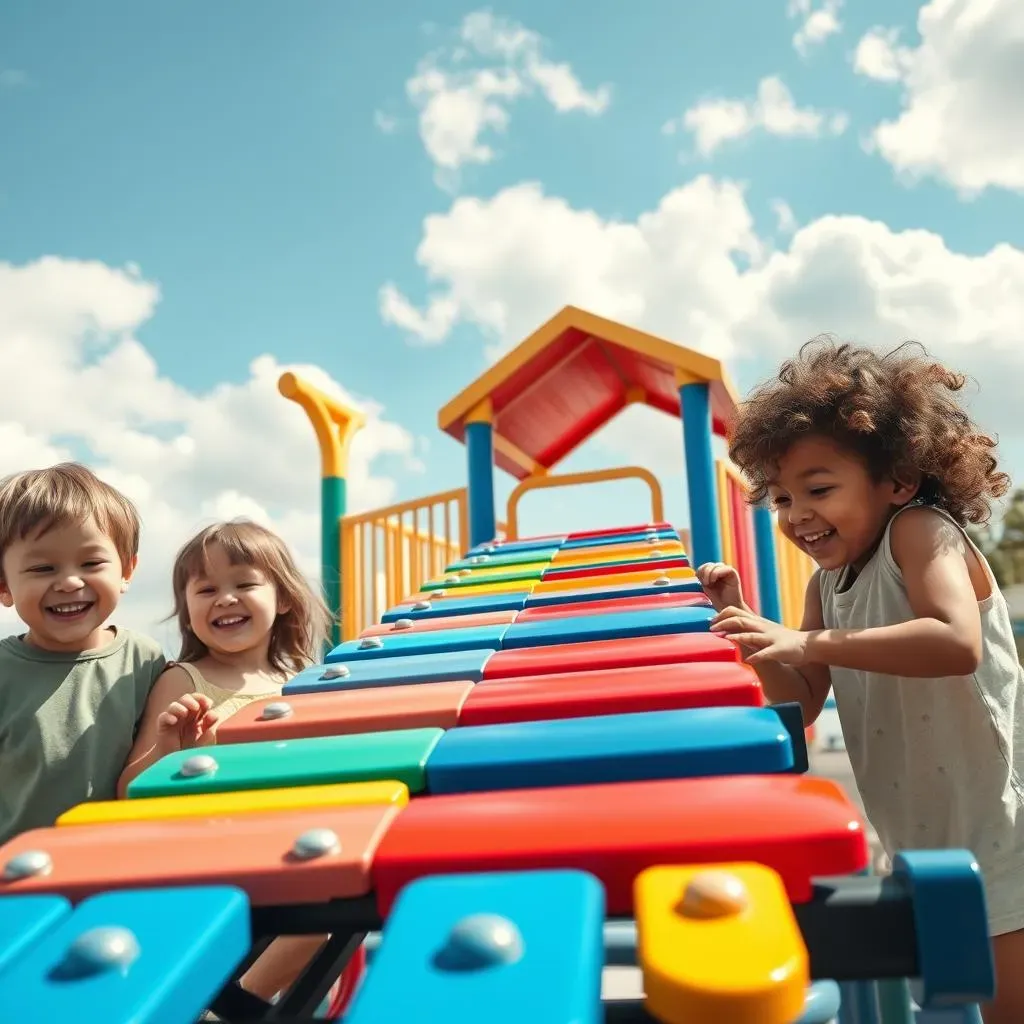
<box><xmin>0</xmin><ymin>462</ymin><xmax>166</xmax><ymax>843</ymax></box>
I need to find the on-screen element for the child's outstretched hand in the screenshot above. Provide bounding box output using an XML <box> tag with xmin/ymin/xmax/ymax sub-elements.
<box><xmin>710</xmin><ymin>606</ymin><xmax>810</xmax><ymax>667</ymax></box>
<box><xmin>155</xmin><ymin>692</ymin><xmax>220</xmax><ymax>752</ymax></box>
<box><xmin>696</xmin><ymin>561</ymin><xmax>747</xmax><ymax>613</ymax></box>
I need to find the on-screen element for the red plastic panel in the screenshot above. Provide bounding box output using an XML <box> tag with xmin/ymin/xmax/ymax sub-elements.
<box><xmin>515</xmin><ymin>592</ymin><xmax>710</xmax><ymax>622</ymax></box>
<box><xmin>566</xmin><ymin>522</ymin><xmax>673</xmax><ymax>540</ymax></box>
<box><xmin>216</xmin><ymin>681</ymin><xmax>474</xmax><ymax>744</ymax></box>
<box><xmin>371</xmin><ymin>775</ymin><xmax>869</xmax><ymax>915</ymax></box>
<box><xmin>543</xmin><ymin>556</ymin><xmax>689</xmax><ymax>581</ymax></box>
<box><xmin>0</xmin><ymin>804</ymin><xmax>403</xmax><ymax>907</ymax></box>
<box><xmin>459</xmin><ymin>662</ymin><xmax>762</xmax><ymax>727</ymax></box>
<box><xmin>482</xmin><ymin>633</ymin><xmax>739</xmax><ymax>680</ymax></box>
<box><xmin>359</xmin><ymin>611</ymin><xmax>517</xmax><ymax>637</ymax></box>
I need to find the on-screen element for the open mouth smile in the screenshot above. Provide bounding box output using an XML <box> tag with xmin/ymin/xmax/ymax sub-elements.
<box><xmin>45</xmin><ymin>601</ymin><xmax>94</xmax><ymax>620</ymax></box>
<box><xmin>799</xmin><ymin>529</ymin><xmax>836</xmax><ymax>551</ymax></box>
<box><xmin>212</xmin><ymin>614</ymin><xmax>250</xmax><ymax>630</ymax></box>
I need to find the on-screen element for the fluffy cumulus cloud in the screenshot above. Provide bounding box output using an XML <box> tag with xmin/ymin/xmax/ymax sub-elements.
<box><xmin>380</xmin><ymin>175</ymin><xmax>1024</xmax><ymax>478</ymax></box>
<box><xmin>855</xmin><ymin>0</ymin><xmax>1024</xmax><ymax>195</ymax></box>
<box><xmin>787</xmin><ymin>0</ymin><xmax>844</xmax><ymax>56</ymax></box>
<box><xmin>665</xmin><ymin>76</ymin><xmax>848</xmax><ymax>157</ymax></box>
<box><xmin>395</xmin><ymin>10</ymin><xmax>610</xmax><ymax>187</ymax></box>
<box><xmin>0</xmin><ymin>258</ymin><xmax>421</xmax><ymax>648</ymax></box>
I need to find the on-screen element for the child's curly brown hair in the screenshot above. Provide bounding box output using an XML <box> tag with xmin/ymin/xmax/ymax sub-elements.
<box><xmin>728</xmin><ymin>337</ymin><xmax>1010</xmax><ymax>525</ymax></box>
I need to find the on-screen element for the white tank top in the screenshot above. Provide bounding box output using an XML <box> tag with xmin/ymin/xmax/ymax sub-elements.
<box><xmin>818</xmin><ymin>504</ymin><xmax>1024</xmax><ymax>936</ymax></box>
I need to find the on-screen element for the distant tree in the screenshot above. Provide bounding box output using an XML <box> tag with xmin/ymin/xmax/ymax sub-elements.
<box><xmin>968</xmin><ymin>489</ymin><xmax>1024</xmax><ymax>588</ymax></box>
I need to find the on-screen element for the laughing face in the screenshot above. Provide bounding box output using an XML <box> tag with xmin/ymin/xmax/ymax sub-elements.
<box><xmin>767</xmin><ymin>435</ymin><xmax>919</xmax><ymax>572</ymax></box>
<box><xmin>184</xmin><ymin>542</ymin><xmax>286</xmax><ymax>660</ymax></box>
<box><xmin>0</xmin><ymin>516</ymin><xmax>133</xmax><ymax>653</ymax></box>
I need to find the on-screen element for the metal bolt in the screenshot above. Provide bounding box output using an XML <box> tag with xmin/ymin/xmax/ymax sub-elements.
<box><xmin>61</xmin><ymin>926</ymin><xmax>140</xmax><ymax>977</ymax></box>
<box><xmin>321</xmin><ymin>665</ymin><xmax>351</xmax><ymax>680</ymax></box>
<box><xmin>180</xmin><ymin>754</ymin><xmax>218</xmax><ymax>778</ymax></box>
<box><xmin>292</xmin><ymin>828</ymin><xmax>341</xmax><ymax>860</ymax></box>
<box><xmin>411</xmin><ymin>600</ymin><xmax>432</xmax><ymax>611</ymax></box>
<box><xmin>358</xmin><ymin>636</ymin><xmax>384</xmax><ymax>650</ymax></box>
<box><xmin>653</xmin><ymin>575</ymin><xmax>671</xmax><ymax>586</ymax></box>
<box><xmin>649</xmin><ymin>549</ymin><xmax>663</xmax><ymax>558</ymax></box>
<box><xmin>3</xmin><ymin>849</ymin><xmax>52</xmax><ymax>881</ymax></box>
<box><xmin>680</xmin><ymin>871</ymin><xmax>749</xmax><ymax>919</ymax></box>
<box><xmin>438</xmin><ymin>914</ymin><xmax>524</xmax><ymax>970</ymax></box>
<box><xmin>445</xmin><ymin>575</ymin><xmax>460</xmax><ymax>583</ymax></box>
<box><xmin>259</xmin><ymin>701</ymin><xmax>293</xmax><ymax>721</ymax></box>
<box><xmin>433</xmin><ymin>589</ymin><xmax>447</xmax><ymax>598</ymax></box>
<box><xmin>393</xmin><ymin>618</ymin><xmax>414</xmax><ymax>630</ymax></box>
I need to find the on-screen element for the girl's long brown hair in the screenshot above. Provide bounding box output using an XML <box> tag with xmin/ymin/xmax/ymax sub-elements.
<box><xmin>171</xmin><ymin>519</ymin><xmax>332</xmax><ymax>673</ymax></box>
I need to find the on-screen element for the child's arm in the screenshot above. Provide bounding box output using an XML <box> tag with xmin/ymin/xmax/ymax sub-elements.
<box><xmin>804</xmin><ymin>508</ymin><xmax>983</xmax><ymax>677</ymax></box>
<box><xmin>117</xmin><ymin>666</ymin><xmax>218</xmax><ymax>797</ymax></box>
<box><xmin>699</xmin><ymin>562</ymin><xmax>833</xmax><ymax>725</ymax></box>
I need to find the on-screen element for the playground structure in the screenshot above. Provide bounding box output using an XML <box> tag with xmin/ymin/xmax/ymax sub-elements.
<box><xmin>0</xmin><ymin>307</ymin><xmax>998</xmax><ymax>1022</ymax></box>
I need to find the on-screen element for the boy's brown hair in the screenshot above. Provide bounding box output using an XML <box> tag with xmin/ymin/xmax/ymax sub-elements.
<box><xmin>0</xmin><ymin>462</ymin><xmax>141</xmax><ymax>580</ymax></box>
<box><xmin>170</xmin><ymin>519</ymin><xmax>332</xmax><ymax>674</ymax></box>
<box><xmin>728</xmin><ymin>337</ymin><xmax>1010</xmax><ymax>525</ymax></box>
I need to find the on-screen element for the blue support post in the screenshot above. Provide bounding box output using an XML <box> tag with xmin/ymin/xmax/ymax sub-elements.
<box><xmin>466</xmin><ymin>420</ymin><xmax>497</xmax><ymax>550</ymax></box>
<box><xmin>753</xmin><ymin>503</ymin><xmax>783</xmax><ymax>622</ymax></box>
<box><xmin>679</xmin><ymin>381</ymin><xmax>722</xmax><ymax>568</ymax></box>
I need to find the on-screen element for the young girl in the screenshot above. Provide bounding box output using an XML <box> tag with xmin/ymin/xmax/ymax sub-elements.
<box><xmin>695</xmin><ymin>338</ymin><xmax>1024</xmax><ymax>1024</ymax></box>
<box><xmin>119</xmin><ymin>519</ymin><xmax>335</xmax><ymax>1007</ymax></box>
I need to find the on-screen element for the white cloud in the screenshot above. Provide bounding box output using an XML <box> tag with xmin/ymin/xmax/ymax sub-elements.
<box><xmin>668</xmin><ymin>76</ymin><xmax>848</xmax><ymax>157</ymax></box>
<box><xmin>788</xmin><ymin>0</ymin><xmax>844</xmax><ymax>56</ymax></box>
<box><xmin>374</xmin><ymin>110</ymin><xmax>399</xmax><ymax>134</ymax></box>
<box><xmin>379</xmin><ymin>175</ymin><xmax>1024</xmax><ymax>485</ymax></box>
<box><xmin>771</xmin><ymin>198</ymin><xmax>798</xmax><ymax>235</ymax></box>
<box><xmin>0</xmin><ymin>258</ymin><xmax>422</xmax><ymax>650</ymax></box>
<box><xmin>403</xmin><ymin>10</ymin><xmax>610</xmax><ymax>186</ymax></box>
<box><xmin>856</xmin><ymin>0</ymin><xmax>1024</xmax><ymax>195</ymax></box>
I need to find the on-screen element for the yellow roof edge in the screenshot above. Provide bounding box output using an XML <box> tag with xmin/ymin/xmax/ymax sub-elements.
<box><xmin>437</xmin><ymin>304</ymin><xmax>740</xmax><ymax>433</ymax></box>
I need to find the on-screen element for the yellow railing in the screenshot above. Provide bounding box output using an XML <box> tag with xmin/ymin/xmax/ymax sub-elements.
<box><xmin>505</xmin><ymin>466</ymin><xmax>665</xmax><ymax>541</ymax></box>
<box><xmin>716</xmin><ymin>459</ymin><xmax>814</xmax><ymax>628</ymax></box>
<box><xmin>339</xmin><ymin>487</ymin><xmax>508</xmax><ymax>639</ymax></box>
<box><xmin>775</xmin><ymin>526</ymin><xmax>816</xmax><ymax>629</ymax></box>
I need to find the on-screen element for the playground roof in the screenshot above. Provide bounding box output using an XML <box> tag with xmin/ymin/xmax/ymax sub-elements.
<box><xmin>437</xmin><ymin>306</ymin><xmax>740</xmax><ymax>480</ymax></box>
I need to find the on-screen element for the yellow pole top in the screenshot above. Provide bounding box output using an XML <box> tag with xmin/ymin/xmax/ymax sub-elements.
<box><xmin>278</xmin><ymin>371</ymin><xmax>367</xmax><ymax>478</ymax></box>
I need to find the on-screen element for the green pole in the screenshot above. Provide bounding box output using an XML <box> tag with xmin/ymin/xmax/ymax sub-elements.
<box><xmin>321</xmin><ymin>474</ymin><xmax>346</xmax><ymax>649</ymax></box>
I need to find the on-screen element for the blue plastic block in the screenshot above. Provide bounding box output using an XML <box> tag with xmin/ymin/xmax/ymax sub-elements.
<box><xmin>795</xmin><ymin>981</ymin><xmax>842</xmax><ymax>1023</ymax></box>
<box><xmin>345</xmin><ymin>869</ymin><xmax>604</xmax><ymax>1024</ymax></box>
<box><xmin>326</xmin><ymin>624</ymin><xmax>509</xmax><ymax>663</ymax></box>
<box><xmin>891</xmin><ymin>850</ymin><xmax>995</xmax><ymax>1008</ymax></box>
<box><xmin>0</xmin><ymin>886</ymin><xmax>249</xmax><ymax>1022</ymax></box>
<box><xmin>467</xmin><ymin>537</ymin><xmax>567</xmax><ymax>557</ymax></box>
<box><xmin>524</xmin><ymin>578</ymin><xmax>704</xmax><ymax>608</ymax></box>
<box><xmin>381</xmin><ymin>592</ymin><xmax>531</xmax><ymax>622</ymax></box>
<box><xmin>501</xmin><ymin>605</ymin><xmax>714</xmax><ymax>649</ymax></box>
<box><xmin>284</xmin><ymin>648</ymin><xmax>495</xmax><ymax>694</ymax></box>
<box><xmin>425</xmin><ymin>706</ymin><xmax>793</xmax><ymax>794</ymax></box>
<box><xmin>0</xmin><ymin>895</ymin><xmax>71</xmax><ymax>975</ymax></box>
<box><xmin>447</xmin><ymin>548</ymin><xmax>559</xmax><ymax>571</ymax></box>
<box><xmin>558</xmin><ymin>529</ymin><xmax>678</xmax><ymax>550</ymax></box>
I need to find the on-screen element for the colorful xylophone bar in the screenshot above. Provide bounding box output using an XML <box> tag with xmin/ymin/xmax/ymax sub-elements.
<box><xmin>0</xmin><ymin>522</ymin><xmax>996</xmax><ymax>1023</ymax></box>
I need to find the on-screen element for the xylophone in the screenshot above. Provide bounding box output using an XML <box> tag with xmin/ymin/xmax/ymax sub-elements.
<box><xmin>0</xmin><ymin>522</ymin><xmax>996</xmax><ymax>1023</ymax></box>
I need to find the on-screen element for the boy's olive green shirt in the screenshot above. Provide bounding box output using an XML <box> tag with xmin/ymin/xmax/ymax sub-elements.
<box><xmin>0</xmin><ymin>626</ymin><xmax>166</xmax><ymax>844</ymax></box>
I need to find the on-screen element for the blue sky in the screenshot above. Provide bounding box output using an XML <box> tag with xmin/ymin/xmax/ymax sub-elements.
<box><xmin>2</xmin><ymin>0</ymin><xmax>1022</xmax><ymax>637</ymax></box>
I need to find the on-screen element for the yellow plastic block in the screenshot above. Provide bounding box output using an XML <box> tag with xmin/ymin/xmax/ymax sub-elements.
<box><xmin>635</xmin><ymin>863</ymin><xmax>808</xmax><ymax>1024</ymax></box>
<box><xmin>533</xmin><ymin>565</ymin><xmax>696</xmax><ymax>594</ymax></box>
<box><xmin>442</xmin><ymin>560</ymin><xmax>550</xmax><ymax>580</ymax></box>
<box><xmin>552</xmin><ymin>541</ymin><xmax>685</xmax><ymax>566</ymax></box>
<box><xmin>420</xmin><ymin>578</ymin><xmax>540</xmax><ymax>599</ymax></box>
<box><xmin>56</xmin><ymin>780</ymin><xmax>409</xmax><ymax>827</ymax></box>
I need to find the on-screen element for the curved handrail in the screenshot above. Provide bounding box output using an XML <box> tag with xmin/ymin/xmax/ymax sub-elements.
<box><xmin>278</xmin><ymin>372</ymin><xmax>366</xmax><ymax>477</ymax></box>
<box><xmin>505</xmin><ymin>466</ymin><xmax>665</xmax><ymax>540</ymax></box>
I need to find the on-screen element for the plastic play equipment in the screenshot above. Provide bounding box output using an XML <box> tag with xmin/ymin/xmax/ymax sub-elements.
<box><xmin>0</xmin><ymin>308</ymin><xmax>995</xmax><ymax>1022</ymax></box>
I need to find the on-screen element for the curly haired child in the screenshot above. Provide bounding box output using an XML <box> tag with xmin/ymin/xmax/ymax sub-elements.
<box><xmin>695</xmin><ymin>338</ymin><xmax>1024</xmax><ymax>1024</ymax></box>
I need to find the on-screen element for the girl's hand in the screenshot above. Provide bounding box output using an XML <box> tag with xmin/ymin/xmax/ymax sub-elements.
<box><xmin>711</xmin><ymin>606</ymin><xmax>812</xmax><ymax>667</ymax></box>
<box><xmin>155</xmin><ymin>692</ymin><xmax>220</xmax><ymax>752</ymax></box>
<box><xmin>696</xmin><ymin>562</ymin><xmax>747</xmax><ymax>613</ymax></box>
